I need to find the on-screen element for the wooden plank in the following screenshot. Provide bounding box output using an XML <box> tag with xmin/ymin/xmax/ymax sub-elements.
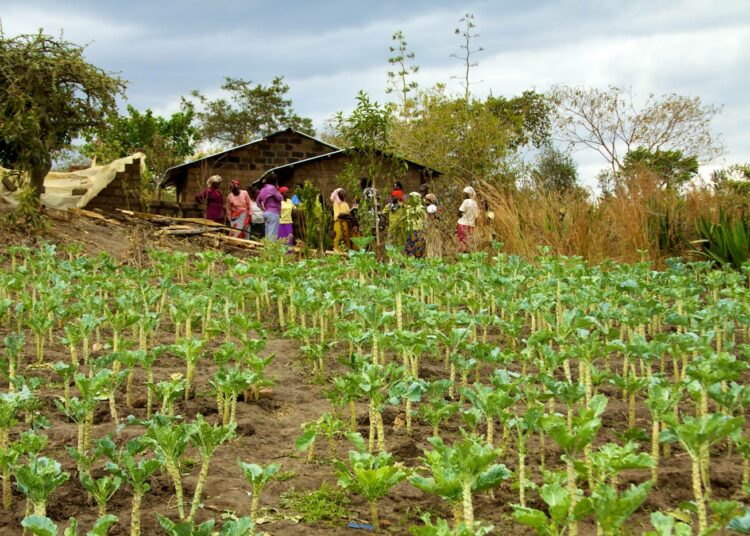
<box><xmin>204</xmin><ymin>232</ymin><xmax>264</xmax><ymax>250</ymax></box>
<box><xmin>115</xmin><ymin>209</ymin><xmax>227</xmax><ymax>228</ymax></box>
<box><xmin>68</xmin><ymin>208</ymin><xmax>123</xmax><ymax>226</ymax></box>
<box><xmin>156</xmin><ymin>226</ymin><xmax>218</xmax><ymax>237</ymax></box>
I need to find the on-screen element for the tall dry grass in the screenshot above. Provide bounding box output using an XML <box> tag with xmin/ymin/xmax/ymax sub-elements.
<box><xmin>477</xmin><ymin>171</ymin><xmax>732</xmax><ymax>266</ymax></box>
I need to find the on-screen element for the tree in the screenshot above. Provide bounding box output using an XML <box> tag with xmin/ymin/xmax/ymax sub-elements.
<box><xmin>620</xmin><ymin>147</ymin><xmax>698</xmax><ymax>190</ymax></box>
<box><xmin>186</xmin><ymin>76</ymin><xmax>314</xmax><ymax>147</ymax></box>
<box><xmin>0</xmin><ymin>30</ymin><xmax>126</xmax><ymax>200</ymax></box>
<box><xmin>386</xmin><ymin>31</ymin><xmax>419</xmax><ymax>114</ymax></box>
<box><xmin>531</xmin><ymin>145</ymin><xmax>581</xmax><ymax>194</ymax></box>
<box><xmin>334</xmin><ymin>91</ymin><xmax>394</xmax><ymax>248</ymax></box>
<box><xmin>550</xmin><ymin>85</ymin><xmax>724</xmax><ymax>175</ymax></box>
<box><xmin>451</xmin><ymin>14</ymin><xmax>483</xmax><ymax>103</ymax></box>
<box><xmin>711</xmin><ymin>163</ymin><xmax>750</xmax><ymax>196</ymax></box>
<box><xmin>81</xmin><ymin>105</ymin><xmax>198</xmax><ymax>183</ymax></box>
<box><xmin>389</xmin><ymin>86</ymin><xmax>515</xmax><ymax>187</ymax></box>
<box><xmin>486</xmin><ymin>91</ymin><xmax>551</xmax><ymax>150</ymax></box>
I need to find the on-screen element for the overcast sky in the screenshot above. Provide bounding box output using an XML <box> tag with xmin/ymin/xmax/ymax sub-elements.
<box><xmin>2</xmin><ymin>0</ymin><xmax>749</xmax><ymax>187</ymax></box>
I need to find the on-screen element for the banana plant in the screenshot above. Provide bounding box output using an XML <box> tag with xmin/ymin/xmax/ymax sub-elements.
<box><xmin>14</xmin><ymin>456</ymin><xmax>70</xmax><ymax>516</ymax></box>
<box><xmin>411</xmin><ymin>433</ymin><xmax>511</xmax><ymax>529</ymax></box>
<box><xmin>187</xmin><ymin>415</ymin><xmax>236</xmax><ymax>522</ymax></box>
<box><xmin>334</xmin><ymin>433</ymin><xmax>409</xmax><ymax>531</ymax></box>
<box><xmin>237</xmin><ymin>460</ymin><xmax>280</xmax><ymax>523</ymax></box>
<box><xmin>143</xmin><ymin>415</ymin><xmax>190</xmax><ymax>520</ymax></box>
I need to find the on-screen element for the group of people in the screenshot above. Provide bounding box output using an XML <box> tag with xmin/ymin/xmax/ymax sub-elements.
<box><xmin>195</xmin><ymin>174</ymin><xmax>480</xmax><ymax>256</ymax></box>
<box><xmin>195</xmin><ymin>175</ymin><xmax>297</xmax><ymax>244</ymax></box>
<box><xmin>328</xmin><ymin>180</ymin><xmax>480</xmax><ymax>257</ymax></box>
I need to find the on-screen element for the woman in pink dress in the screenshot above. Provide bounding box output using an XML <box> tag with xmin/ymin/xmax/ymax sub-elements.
<box><xmin>225</xmin><ymin>179</ymin><xmax>252</xmax><ymax>239</ymax></box>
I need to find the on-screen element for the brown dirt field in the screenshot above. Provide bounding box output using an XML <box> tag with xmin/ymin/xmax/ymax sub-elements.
<box><xmin>0</xmin><ymin>213</ymin><xmax>746</xmax><ymax>535</ymax></box>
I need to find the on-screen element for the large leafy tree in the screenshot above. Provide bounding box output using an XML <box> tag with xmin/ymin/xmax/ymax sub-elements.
<box><xmin>0</xmin><ymin>30</ymin><xmax>126</xmax><ymax>199</ymax></box>
<box><xmin>81</xmin><ymin>105</ymin><xmax>198</xmax><ymax>183</ymax></box>
<box><xmin>389</xmin><ymin>87</ymin><xmax>521</xmax><ymax>188</ymax></box>
<box><xmin>621</xmin><ymin>147</ymin><xmax>699</xmax><ymax>190</ymax></box>
<box><xmin>550</xmin><ymin>85</ymin><xmax>723</xmax><ymax>175</ymax></box>
<box><xmin>186</xmin><ymin>76</ymin><xmax>314</xmax><ymax>147</ymax></box>
<box><xmin>530</xmin><ymin>145</ymin><xmax>581</xmax><ymax>195</ymax></box>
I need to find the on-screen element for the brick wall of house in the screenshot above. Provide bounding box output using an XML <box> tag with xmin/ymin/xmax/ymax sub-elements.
<box><xmin>85</xmin><ymin>158</ymin><xmax>143</xmax><ymax>212</ymax></box>
<box><xmin>178</xmin><ymin>132</ymin><xmax>336</xmax><ymax>203</ymax></box>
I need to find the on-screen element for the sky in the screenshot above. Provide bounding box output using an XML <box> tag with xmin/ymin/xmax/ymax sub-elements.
<box><xmin>2</xmin><ymin>0</ymin><xmax>749</xmax><ymax>188</ymax></box>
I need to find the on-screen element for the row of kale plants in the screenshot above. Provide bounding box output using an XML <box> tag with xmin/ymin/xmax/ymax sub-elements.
<box><xmin>1</xmin><ymin>243</ymin><xmax>750</xmax><ymax>534</ymax></box>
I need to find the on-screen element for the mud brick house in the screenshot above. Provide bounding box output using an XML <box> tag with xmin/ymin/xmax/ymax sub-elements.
<box><xmin>254</xmin><ymin>149</ymin><xmax>439</xmax><ymax>202</ymax></box>
<box><xmin>157</xmin><ymin>128</ymin><xmax>338</xmax><ymax>217</ymax></box>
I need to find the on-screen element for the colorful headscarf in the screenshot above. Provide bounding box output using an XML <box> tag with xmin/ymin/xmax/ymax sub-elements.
<box><xmin>279</xmin><ymin>186</ymin><xmax>289</xmax><ymax>194</ymax></box>
<box><xmin>330</xmin><ymin>188</ymin><xmax>344</xmax><ymax>203</ymax></box>
<box><xmin>230</xmin><ymin>179</ymin><xmax>240</xmax><ymax>189</ymax></box>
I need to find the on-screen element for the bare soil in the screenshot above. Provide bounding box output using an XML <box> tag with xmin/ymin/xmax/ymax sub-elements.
<box><xmin>0</xmin><ymin>213</ymin><xmax>745</xmax><ymax>535</ymax></box>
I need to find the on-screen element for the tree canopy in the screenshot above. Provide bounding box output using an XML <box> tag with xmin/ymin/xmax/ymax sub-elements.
<box><xmin>550</xmin><ymin>85</ymin><xmax>724</xmax><ymax>175</ymax></box>
<box><xmin>0</xmin><ymin>30</ymin><xmax>126</xmax><ymax>197</ymax></box>
<box><xmin>81</xmin><ymin>105</ymin><xmax>198</xmax><ymax>182</ymax></box>
<box><xmin>186</xmin><ymin>76</ymin><xmax>314</xmax><ymax>147</ymax></box>
<box><xmin>621</xmin><ymin>147</ymin><xmax>699</xmax><ymax>190</ymax></box>
<box><xmin>530</xmin><ymin>145</ymin><xmax>581</xmax><ymax>195</ymax></box>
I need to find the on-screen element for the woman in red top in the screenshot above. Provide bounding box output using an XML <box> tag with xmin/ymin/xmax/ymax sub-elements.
<box><xmin>195</xmin><ymin>175</ymin><xmax>225</xmax><ymax>223</ymax></box>
<box><xmin>225</xmin><ymin>179</ymin><xmax>252</xmax><ymax>239</ymax></box>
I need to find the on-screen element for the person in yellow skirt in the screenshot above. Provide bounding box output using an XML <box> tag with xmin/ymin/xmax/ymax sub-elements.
<box><xmin>330</xmin><ymin>188</ymin><xmax>353</xmax><ymax>251</ymax></box>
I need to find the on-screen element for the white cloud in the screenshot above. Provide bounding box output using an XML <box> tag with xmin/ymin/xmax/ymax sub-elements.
<box><xmin>0</xmin><ymin>5</ymin><xmax>141</xmax><ymax>43</ymax></box>
<box><xmin>6</xmin><ymin>0</ymin><xmax>748</xmax><ymax>189</ymax></box>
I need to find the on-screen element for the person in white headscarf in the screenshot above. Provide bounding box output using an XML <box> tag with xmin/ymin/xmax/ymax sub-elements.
<box><xmin>195</xmin><ymin>175</ymin><xmax>224</xmax><ymax>223</ymax></box>
<box><xmin>457</xmin><ymin>185</ymin><xmax>478</xmax><ymax>250</ymax></box>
